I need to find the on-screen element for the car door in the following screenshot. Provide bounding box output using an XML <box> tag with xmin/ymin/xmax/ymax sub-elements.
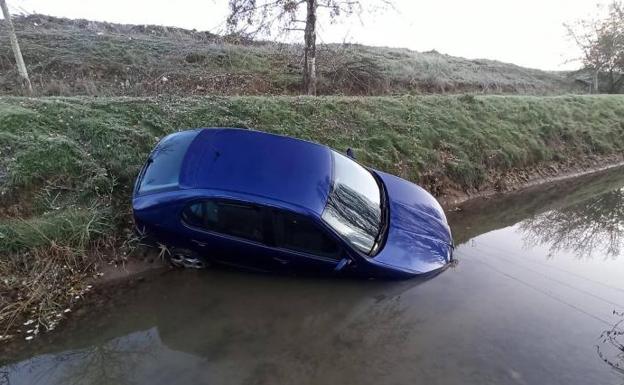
<box><xmin>180</xmin><ymin>199</ymin><xmax>278</xmax><ymax>271</ymax></box>
<box><xmin>268</xmin><ymin>208</ymin><xmax>347</xmax><ymax>273</ymax></box>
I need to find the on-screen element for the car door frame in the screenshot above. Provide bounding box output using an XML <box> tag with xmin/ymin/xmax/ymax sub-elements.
<box><xmin>179</xmin><ymin>197</ymin><xmax>280</xmax><ymax>271</ymax></box>
<box><xmin>178</xmin><ymin>195</ymin><xmax>357</xmax><ymax>273</ymax></box>
<box><xmin>264</xmin><ymin>206</ymin><xmax>355</xmax><ymax>272</ymax></box>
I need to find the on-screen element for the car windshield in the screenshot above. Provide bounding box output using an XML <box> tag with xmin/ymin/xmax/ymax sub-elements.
<box><xmin>321</xmin><ymin>151</ymin><xmax>383</xmax><ymax>254</ymax></box>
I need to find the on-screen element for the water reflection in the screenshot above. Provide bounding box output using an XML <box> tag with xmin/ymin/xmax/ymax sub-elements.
<box><xmin>0</xmin><ymin>272</ymin><xmax>429</xmax><ymax>385</ymax></box>
<box><xmin>597</xmin><ymin>311</ymin><xmax>624</xmax><ymax>377</ymax></box>
<box><xmin>520</xmin><ymin>188</ymin><xmax>624</xmax><ymax>260</ymax></box>
<box><xmin>4</xmin><ymin>169</ymin><xmax>624</xmax><ymax>385</ymax></box>
<box><xmin>2</xmin><ymin>329</ymin><xmax>159</xmax><ymax>385</ymax></box>
<box><xmin>448</xmin><ymin>167</ymin><xmax>624</xmax><ymax>246</ymax></box>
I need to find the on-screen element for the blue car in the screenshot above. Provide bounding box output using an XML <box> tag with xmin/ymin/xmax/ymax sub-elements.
<box><xmin>132</xmin><ymin>128</ymin><xmax>453</xmax><ymax>278</ymax></box>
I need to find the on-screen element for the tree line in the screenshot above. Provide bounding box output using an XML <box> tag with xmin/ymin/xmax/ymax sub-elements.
<box><xmin>567</xmin><ymin>1</ymin><xmax>624</xmax><ymax>93</ymax></box>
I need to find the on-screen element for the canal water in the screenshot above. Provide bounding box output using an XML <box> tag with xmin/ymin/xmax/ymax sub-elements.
<box><xmin>1</xmin><ymin>168</ymin><xmax>624</xmax><ymax>385</ymax></box>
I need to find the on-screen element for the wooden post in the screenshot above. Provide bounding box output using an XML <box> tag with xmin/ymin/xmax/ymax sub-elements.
<box><xmin>303</xmin><ymin>0</ymin><xmax>317</xmax><ymax>95</ymax></box>
<box><xmin>0</xmin><ymin>0</ymin><xmax>32</xmax><ymax>94</ymax></box>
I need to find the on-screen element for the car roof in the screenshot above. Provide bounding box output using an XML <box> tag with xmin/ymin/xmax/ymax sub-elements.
<box><xmin>179</xmin><ymin>128</ymin><xmax>334</xmax><ymax>216</ymax></box>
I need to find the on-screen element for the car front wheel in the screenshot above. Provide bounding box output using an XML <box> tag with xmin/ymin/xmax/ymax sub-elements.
<box><xmin>170</xmin><ymin>248</ymin><xmax>208</xmax><ymax>269</ymax></box>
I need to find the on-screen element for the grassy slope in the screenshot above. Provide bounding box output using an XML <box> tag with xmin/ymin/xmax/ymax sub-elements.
<box><xmin>2</xmin><ymin>93</ymin><xmax>624</xmax><ymax>335</ymax></box>
<box><xmin>0</xmin><ymin>15</ymin><xmax>583</xmax><ymax>96</ymax></box>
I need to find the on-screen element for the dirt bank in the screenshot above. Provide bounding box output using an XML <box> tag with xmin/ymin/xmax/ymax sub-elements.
<box><xmin>438</xmin><ymin>154</ymin><xmax>624</xmax><ymax>208</ymax></box>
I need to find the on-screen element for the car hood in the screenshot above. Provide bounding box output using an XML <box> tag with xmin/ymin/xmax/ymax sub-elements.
<box><xmin>371</xmin><ymin>171</ymin><xmax>453</xmax><ymax>275</ymax></box>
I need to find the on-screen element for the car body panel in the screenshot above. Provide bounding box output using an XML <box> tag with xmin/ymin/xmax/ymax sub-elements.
<box><xmin>179</xmin><ymin>128</ymin><xmax>333</xmax><ymax>216</ymax></box>
<box><xmin>132</xmin><ymin>128</ymin><xmax>454</xmax><ymax>279</ymax></box>
<box><xmin>182</xmin><ymin>221</ymin><xmax>281</xmax><ymax>272</ymax></box>
<box><xmin>369</xmin><ymin>171</ymin><xmax>453</xmax><ymax>275</ymax></box>
<box><xmin>134</xmin><ymin>189</ymin><xmax>348</xmax><ymax>273</ymax></box>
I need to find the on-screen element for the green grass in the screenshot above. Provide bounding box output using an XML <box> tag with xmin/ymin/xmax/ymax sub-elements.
<box><xmin>0</xmin><ymin>207</ymin><xmax>112</xmax><ymax>253</ymax></box>
<box><xmin>1</xmin><ymin>93</ymin><xmax>624</xmax><ymax>334</ymax></box>
<box><xmin>0</xmin><ymin>14</ymin><xmax>584</xmax><ymax>96</ymax></box>
<box><xmin>1</xmin><ymin>94</ymin><xmax>624</xmax><ymax>245</ymax></box>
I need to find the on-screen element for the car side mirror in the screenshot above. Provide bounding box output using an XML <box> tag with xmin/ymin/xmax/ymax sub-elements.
<box><xmin>346</xmin><ymin>148</ymin><xmax>356</xmax><ymax>160</ymax></box>
<box><xmin>334</xmin><ymin>257</ymin><xmax>352</xmax><ymax>272</ymax></box>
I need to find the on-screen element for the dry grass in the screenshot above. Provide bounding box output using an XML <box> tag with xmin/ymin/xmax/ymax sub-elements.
<box><xmin>1</xmin><ymin>244</ymin><xmax>94</xmax><ymax>337</ymax></box>
<box><xmin>0</xmin><ymin>14</ymin><xmax>585</xmax><ymax>97</ymax></box>
<box><xmin>0</xmin><ymin>200</ymin><xmax>117</xmax><ymax>338</ymax></box>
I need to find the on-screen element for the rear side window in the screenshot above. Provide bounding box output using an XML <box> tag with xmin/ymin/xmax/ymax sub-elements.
<box><xmin>273</xmin><ymin>211</ymin><xmax>341</xmax><ymax>260</ymax></box>
<box><xmin>182</xmin><ymin>200</ymin><xmax>264</xmax><ymax>243</ymax></box>
<box><xmin>137</xmin><ymin>130</ymin><xmax>199</xmax><ymax>194</ymax></box>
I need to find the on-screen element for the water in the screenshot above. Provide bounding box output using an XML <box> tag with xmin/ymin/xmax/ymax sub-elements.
<box><xmin>2</xmin><ymin>169</ymin><xmax>624</xmax><ymax>385</ymax></box>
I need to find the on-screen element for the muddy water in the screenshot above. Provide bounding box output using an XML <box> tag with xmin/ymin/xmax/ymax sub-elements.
<box><xmin>2</xmin><ymin>169</ymin><xmax>624</xmax><ymax>385</ymax></box>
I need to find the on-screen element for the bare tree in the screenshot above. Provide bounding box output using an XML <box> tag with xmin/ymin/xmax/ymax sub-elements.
<box><xmin>566</xmin><ymin>1</ymin><xmax>624</xmax><ymax>94</ymax></box>
<box><xmin>597</xmin><ymin>310</ymin><xmax>624</xmax><ymax>376</ymax></box>
<box><xmin>226</xmin><ymin>0</ymin><xmax>389</xmax><ymax>95</ymax></box>
<box><xmin>303</xmin><ymin>0</ymin><xmax>317</xmax><ymax>95</ymax></box>
<box><xmin>0</xmin><ymin>0</ymin><xmax>32</xmax><ymax>94</ymax></box>
<box><xmin>520</xmin><ymin>187</ymin><xmax>624</xmax><ymax>260</ymax></box>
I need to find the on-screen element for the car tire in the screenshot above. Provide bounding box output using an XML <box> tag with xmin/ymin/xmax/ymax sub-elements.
<box><xmin>169</xmin><ymin>248</ymin><xmax>208</xmax><ymax>269</ymax></box>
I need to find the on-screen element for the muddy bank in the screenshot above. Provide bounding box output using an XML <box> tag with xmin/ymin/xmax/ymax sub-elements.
<box><xmin>437</xmin><ymin>154</ymin><xmax>624</xmax><ymax>208</ymax></box>
<box><xmin>3</xmin><ymin>157</ymin><xmax>624</xmax><ymax>352</ymax></box>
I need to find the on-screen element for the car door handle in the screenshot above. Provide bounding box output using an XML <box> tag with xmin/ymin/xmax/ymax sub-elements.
<box><xmin>191</xmin><ymin>239</ymin><xmax>207</xmax><ymax>247</ymax></box>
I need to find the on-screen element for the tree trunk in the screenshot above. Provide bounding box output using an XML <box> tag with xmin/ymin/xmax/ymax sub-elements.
<box><xmin>0</xmin><ymin>0</ymin><xmax>32</xmax><ymax>94</ymax></box>
<box><xmin>607</xmin><ymin>69</ymin><xmax>615</xmax><ymax>94</ymax></box>
<box><xmin>613</xmin><ymin>73</ymin><xmax>624</xmax><ymax>94</ymax></box>
<box><xmin>303</xmin><ymin>0</ymin><xmax>317</xmax><ymax>95</ymax></box>
<box><xmin>593</xmin><ymin>69</ymin><xmax>600</xmax><ymax>94</ymax></box>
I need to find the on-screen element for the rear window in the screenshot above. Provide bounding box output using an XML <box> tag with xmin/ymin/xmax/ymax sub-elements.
<box><xmin>136</xmin><ymin>130</ymin><xmax>199</xmax><ymax>194</ymax></box>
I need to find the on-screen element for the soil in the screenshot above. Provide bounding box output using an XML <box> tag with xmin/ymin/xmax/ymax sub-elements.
<box><xmin>436</xmin><ymin>154</ymin><xmax>624</xmax><ymax>209</ymax></box>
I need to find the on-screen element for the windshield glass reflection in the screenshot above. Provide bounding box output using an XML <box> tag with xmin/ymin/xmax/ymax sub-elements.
<box><xmin>322</xmin><ymin>152</ymin><xmax>381</xmax><ymax>254</ymax></box>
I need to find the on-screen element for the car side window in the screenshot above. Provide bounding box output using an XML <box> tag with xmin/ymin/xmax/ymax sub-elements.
<box><xmin>273</xmin><ymin>210</ymin><xmax>341</xmax><ymax>260</ymax></box>
<box><xmin>182</xmin><ymin>200</ymin><xmax>264</xmax><ymax>243</ymax></box>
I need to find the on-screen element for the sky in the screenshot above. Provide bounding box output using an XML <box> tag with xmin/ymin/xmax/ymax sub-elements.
<box><xmin>3</xmin><ymin>0</ymin><xmax>615</xmax><ymax>70</ymax></box>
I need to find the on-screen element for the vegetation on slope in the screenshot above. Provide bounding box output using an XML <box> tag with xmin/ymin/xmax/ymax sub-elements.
<box><xmin>0</xmin><ymin>14</ymin><xmax>584</xmax><ymax>97</ymax></box>
<box><xmin>1</xmin><ymin>94</ymin><xmax>624</xmax><ymax>338</ymax></box>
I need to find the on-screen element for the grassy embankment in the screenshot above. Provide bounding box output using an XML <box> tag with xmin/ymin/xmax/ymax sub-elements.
<box><xmin>1</xmin><ymin>94</ymin><xmax>624</xmax><ymax>338</ymax></box>
<box><xmin>0</xmin><ymin>14</ymin><xmax>584</xmax><ymax>96</ymax></box>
